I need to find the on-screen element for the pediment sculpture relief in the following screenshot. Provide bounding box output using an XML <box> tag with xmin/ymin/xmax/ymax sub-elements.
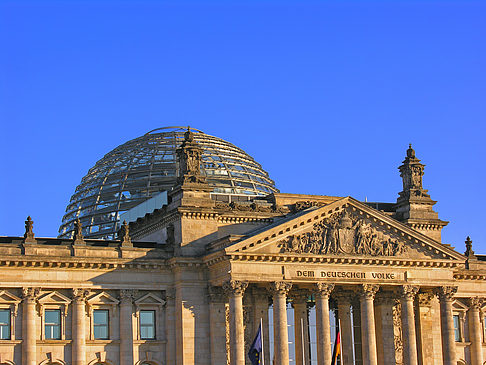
<box><xmin>279</xmin><ymin>210</ymin><xmax>412</xmax><ymax>257</ymax></box>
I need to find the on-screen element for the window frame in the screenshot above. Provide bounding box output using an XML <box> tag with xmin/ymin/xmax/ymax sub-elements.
<box><xmin>139</xmin><ymin>310</ymin><xmax>156</xmax><ymax>340</ymax></box>
<box><xmin>0</xmin><ymin>308</ymin><xmax>11</xmax><ymax>340</ymax></box>
<box><xmin>93</xmin><ymin>309</ymin><xmax>110</xmax><ymax>340</ymax></box>
<box><xmin>44</xmin><ymin>308</ymin><xmax>62</xmax><ymax>340</ymax></box>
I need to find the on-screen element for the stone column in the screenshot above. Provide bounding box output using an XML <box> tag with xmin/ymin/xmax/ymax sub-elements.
<box><xmin>252</xmin><ymin>288</ymin><xmax>270</xmax><ymax>364</ymax></box>
<box><xmin>291</xmin><ymin>290</ymin><xmax>309</xmax><ymax>365</ymax></box>
<box><xmin>314</xmin><ymin>283</ymin><xmax>334</xmax><ymax>365</ymax></box>
<box><xmin>208</xmin><ymin>286</ymin><xmax>227</xmax><ymax>365</ymax></box>
<box><xmin>468</xmin><ymin>297</ymin><xmax>484</xmax><ymax>365</ymax></box>
<box><xmin>436</xmin><ymin>286</ymin><xmax>457</xmax><ymax>365</ymax></box>
<box><xmin>223</xmin><ymin>280</ymin><xmax>248</xmax><ymax>365</ymax></box>
<box><xmin>22</xmin><ymin>287</ymin><xmax>39</xmax><ymax>365</ymax></box>
<box><xmin>374</xmin><ymin>292</ymin><xmax>396</xmax><ymax>365</ymax></box>
<box><xmin>359</xmin><ymin>284</ymin><xmax>379</xmax><ymax>365</ymax></box>
<box><xmin>119</xmin><ymin>289</ymin><xmax>135</xmax><ymax>365</ymax></box>
<box><xmin>401</xmin><ymin>285</ymin><xmax>419</xmax><ymax>365</ymax></box>
<box><xmin>72</xmin><ymin>289</ymin><xmax>89</xmax><ymax>365</ymax></box>
<box><xmin>270</xmin><ymin>281</ymin><xmax>292</xmax><ymax>365</ymax></box>
<box><xmin>335</xmin><ymin>291</ymin><xmax>355</xmax><ymax>365</ymax></box>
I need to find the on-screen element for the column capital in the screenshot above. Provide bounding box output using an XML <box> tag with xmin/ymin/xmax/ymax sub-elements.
<box><xmin>208</xmin><ymin>285</ymin><xmax>225</xmax><ymax>303</ymax></box>
<box><xmin>314</xmin><ymin>283</ymin><xmax>335</xmax><ymax>299</ymax></box>
<box><xmin>120</xmin><ymin>289</ymin><xmax>138</xmax><ymax>303</ymax></box>
<box><xmin>417</xmin><ymin>291</ymin><xmax>435</xmax><ymax>307</ymax></box>
<box><xmin>467</xmin><ymin>297</ymin><xmax>484</xmax><ymax>310</ymax></box>
<box><xmin>360</xmin><ymin>284</ymin><xmax>380</xmax><ymax>300</ymax></box>
<box><xmin>22</xmin><ymin>287</ymin><xmax>40</xmax><ymax>302</ymax></box>
<box><xmin>223</xmin><ymin>280</ymin><xmax>248</xmax><ymax>296</ymax></box>
<box><xmin>435</xmin><ymin>286</ymin><xmax>457</xmax><ymax>301</ymax></box>
<box><xmin>269</xmin><ymin>281</ymin><xmax>292</xmax><ymax>296</ymax></box>
<box><xmin>401</xmin><ymin>285</ymin><xmax>419</xmax><ymax>300</ymax></box>
<box><xmin>72</xmin><ymin>288</ymin><xmax>90</xmax><ymax>303</ymax></box>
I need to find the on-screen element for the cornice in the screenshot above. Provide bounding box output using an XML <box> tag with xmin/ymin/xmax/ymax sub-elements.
<box><xmin>0</xmin><ymin>256</ymin><xmax>169</xmax><ymax>271</ymax></box>
<box><xmin>454</xmin><ymin>271</ymin><xmax>486</xmax><ymax>281</ymax></box>
<box><xmin>221</xmin><ymin>253</ymin><xmax>461</xmax><ymax>268</ymax></box>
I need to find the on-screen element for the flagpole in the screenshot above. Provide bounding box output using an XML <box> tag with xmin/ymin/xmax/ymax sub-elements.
<box><xmin>338</xmin><ymin>318</ymin><xmax>342</xmax><ymax>365</ymax></box>
<box><xmin>260</xmin><ymin>317</ymin><xmax>265</xmax><ymax>365</ymax></box>
<box><xmin>301</xmin><ymin>318</ymin><xmax>305</xmax><ymax>365</ymax></box>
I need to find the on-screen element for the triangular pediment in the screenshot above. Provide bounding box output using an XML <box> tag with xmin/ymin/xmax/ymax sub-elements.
<box><xmin>225</xmin><ymin>197</ymin><xmax>464</xmax><ymax>262</ymax></box>
<box><xmin>87</xmin><ymin>292</ymin><xmax>119</xmax><ymax>305</ymax></box>
<box><xmin>38</xmin><ymin>291</ymin><xmax>71</xmax><ymax>305</ymax></box>
<box><xmin>0</xmin><ymin>290</ymin><xmax>21</xmax><ymax>304</ymax></box>
<box><xmin>134</xmin><ymin>293</ymin><xmax>165</xmax><ymax>306</ymax></box>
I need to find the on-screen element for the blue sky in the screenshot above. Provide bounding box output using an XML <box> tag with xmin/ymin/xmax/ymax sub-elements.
<box><xmin>1</xmin><ymin>1</ymin><xmax>485</xmax><ymax>253</ymax></box>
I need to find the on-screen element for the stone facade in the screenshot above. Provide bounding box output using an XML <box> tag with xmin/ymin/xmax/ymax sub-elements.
<box><xmin>0</xmin><ymin>134</ymin><xmax>485</xmax><ymax>365</ymax></box>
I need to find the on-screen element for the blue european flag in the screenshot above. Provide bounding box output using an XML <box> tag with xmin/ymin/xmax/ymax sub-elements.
<box><xmin>248</xmin><ymin>323</ymin><xmax>263</xmax><ymax>365</ymax></box>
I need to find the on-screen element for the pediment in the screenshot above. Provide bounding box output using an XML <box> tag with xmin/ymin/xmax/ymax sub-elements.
<box><xmin>134</xmin><ymin>293</ymin><xmax>165</xmax><ymax>306</ymax></box>
<box><xmin>0</xmin><ymin>290</ymin><xmax>21</xmax><ymax>304</ymax></box>
<box><xmin>226</xmin><ymin>197</ymin><xmax>464</xmax><ymax>262</ymax></box>
<box><xmin>87</xmin><ymin>292</ymin><xmax>119</xmax><ymax>305</ymax></box>
<box><xmin>38</xmin><ymin>291</ymin><xmax>71</xmax><ymax>305</ymax></box>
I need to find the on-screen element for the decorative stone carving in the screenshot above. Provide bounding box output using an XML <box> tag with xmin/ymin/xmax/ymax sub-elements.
<box><xmin>72</xmin><ymin>288</ymin><xmax>89</xmax><ymax>302</ymax></box>
<box><xmin>314</xmin><ymin>283</ymin><xmax>334</xmax><ymax>299</ymax></box>
<box><xmin>222</xmin><ymin>280</ymin><xmax>248</xmax><ymax>296</ymax></box>
<box><xmin>22</xmin><ymin>287</ymin><xmax>40</xmax><ymax>299</ymax></box>
<box><xmin>120</xmin><ymin>220</ymin><xmax>132</xmax><ymax>247</ymax></box>
<box><xmin>24</xmin><ymin>216</ymin><xmax>36</xmax><ymax>243</ymax></box>
<box><xmin>268</xmin><ymin>281</ymin><xmax>292</xmax><ymax>296</ymax></box>
<box><xmin>435</xmin><ymin>286</ymin><xmax>457</xmax><ymax>301</ymax></box>
<box><xmin>279</xmin><ymin>209</ymin><xmax>407</xmax><ymax>257</ymax></box>
<box><xmin>393</xmin><ymin>301</ymin><xmax>403</xmax><ymax>365</ymax></box>
<box><xmin>120</xmin><ymin>289</ymin><xmax>138</xmax><ymax>302</ymax></box>
<box><xmin>467</xmin><ymin>297</ymin><xmax>484</xmax><ymax>310</ymax></box>
<box><xmin>417</xmin><ymin>291</ymin><xmax>435</xmax><ymax>307</ymax></box>
<box><xmin>73</xmin><ymin>218</ymin><xmax>85</xmax><ymax>245</ymax></box>
<box><xmin>360</xmin><ymin>284</ymin><xmax>380</xmax><ymax>300</ymax></box>
<box><xmin>401</xmin><ymin>285</ymin><xmax>419</xmax><ymax>300</ymax></box>
<box><xmin>176</xmin><ymin>128</ymin><xmax>206</xmax><ymax>185</ymax></box>
<box><xmin>291</xmin><ymin>200</ymin><xmax>326</xmax><ymax>212</ymax></box>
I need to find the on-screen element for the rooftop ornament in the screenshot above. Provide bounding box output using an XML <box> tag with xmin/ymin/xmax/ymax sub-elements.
<box><xmin>24</xmin><ymin>216</ymin><xmax>36</xmax><ymax>243</ymax></box>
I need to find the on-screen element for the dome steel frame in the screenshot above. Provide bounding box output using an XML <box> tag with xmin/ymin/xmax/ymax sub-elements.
<box><xmin>58</xmin><ymin>127</ymin><xmax>278</xmax><ymax>240</ymax></box>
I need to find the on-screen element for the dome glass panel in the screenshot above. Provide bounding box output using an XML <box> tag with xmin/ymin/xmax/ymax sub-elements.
<box><xmin>58</xmin><ymin>127</ymin><xmax>279</xmax><ymax>239</ymax></box>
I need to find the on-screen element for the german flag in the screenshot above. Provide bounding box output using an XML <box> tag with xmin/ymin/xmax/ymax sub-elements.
<box><xmin>331</xmin><ymin>329</ymin><xmax>341</xmax><ymax>365</ymax></box>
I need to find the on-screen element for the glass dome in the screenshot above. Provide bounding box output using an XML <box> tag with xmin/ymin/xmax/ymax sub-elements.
<box><xmin>58</xmin><ymin>126</ymin><xmax>279</xmax><ymax>240</ymax></box>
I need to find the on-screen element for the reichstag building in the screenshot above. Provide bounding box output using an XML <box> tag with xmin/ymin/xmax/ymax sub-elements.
<box><xmin>0</xmin><ymin>126</ymin><xmax>485</xmax><ymax>365</ymax></box>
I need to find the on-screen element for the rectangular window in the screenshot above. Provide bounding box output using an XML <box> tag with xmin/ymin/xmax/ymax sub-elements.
<box><xmin>0</xmin><ymin>309</ymin><xmax>10</xmax><ymax>340</ymax></box>
<box><xmin>93</xmin><ymin>309</ymin><xmax>109</xmax><ymax>339</ymax></box>
<box><xmin>45</xmin><ymin>309</ymin><xmax>61</xmax><ymax>340</ymax></box>
<box><xmin>140</xmin><ymin>310</ymin><xmax>155</xmax><ymax>339</ymax></box>
<box><xmin>453</xmin><ymin>314</ymin><xmax>461</xmax><ymax>342</ymax></box>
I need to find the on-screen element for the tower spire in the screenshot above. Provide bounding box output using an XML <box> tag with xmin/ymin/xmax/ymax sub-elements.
<box><xmin>395</xmin><ymin>145</ymin><xmax>448</xmax><ymax>242</ymax></box>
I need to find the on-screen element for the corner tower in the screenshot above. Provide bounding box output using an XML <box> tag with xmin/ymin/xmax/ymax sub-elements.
<box><xmin>395</xmin><ymin>145</ymin><xmax>448</xmax><ymax>242</ymax></box>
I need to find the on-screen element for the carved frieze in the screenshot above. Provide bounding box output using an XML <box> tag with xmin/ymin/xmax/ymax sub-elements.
<box><xmin>279</xmin><ymin>209</ymin><xmax>408</xmax><ymax>257</ymax></box>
